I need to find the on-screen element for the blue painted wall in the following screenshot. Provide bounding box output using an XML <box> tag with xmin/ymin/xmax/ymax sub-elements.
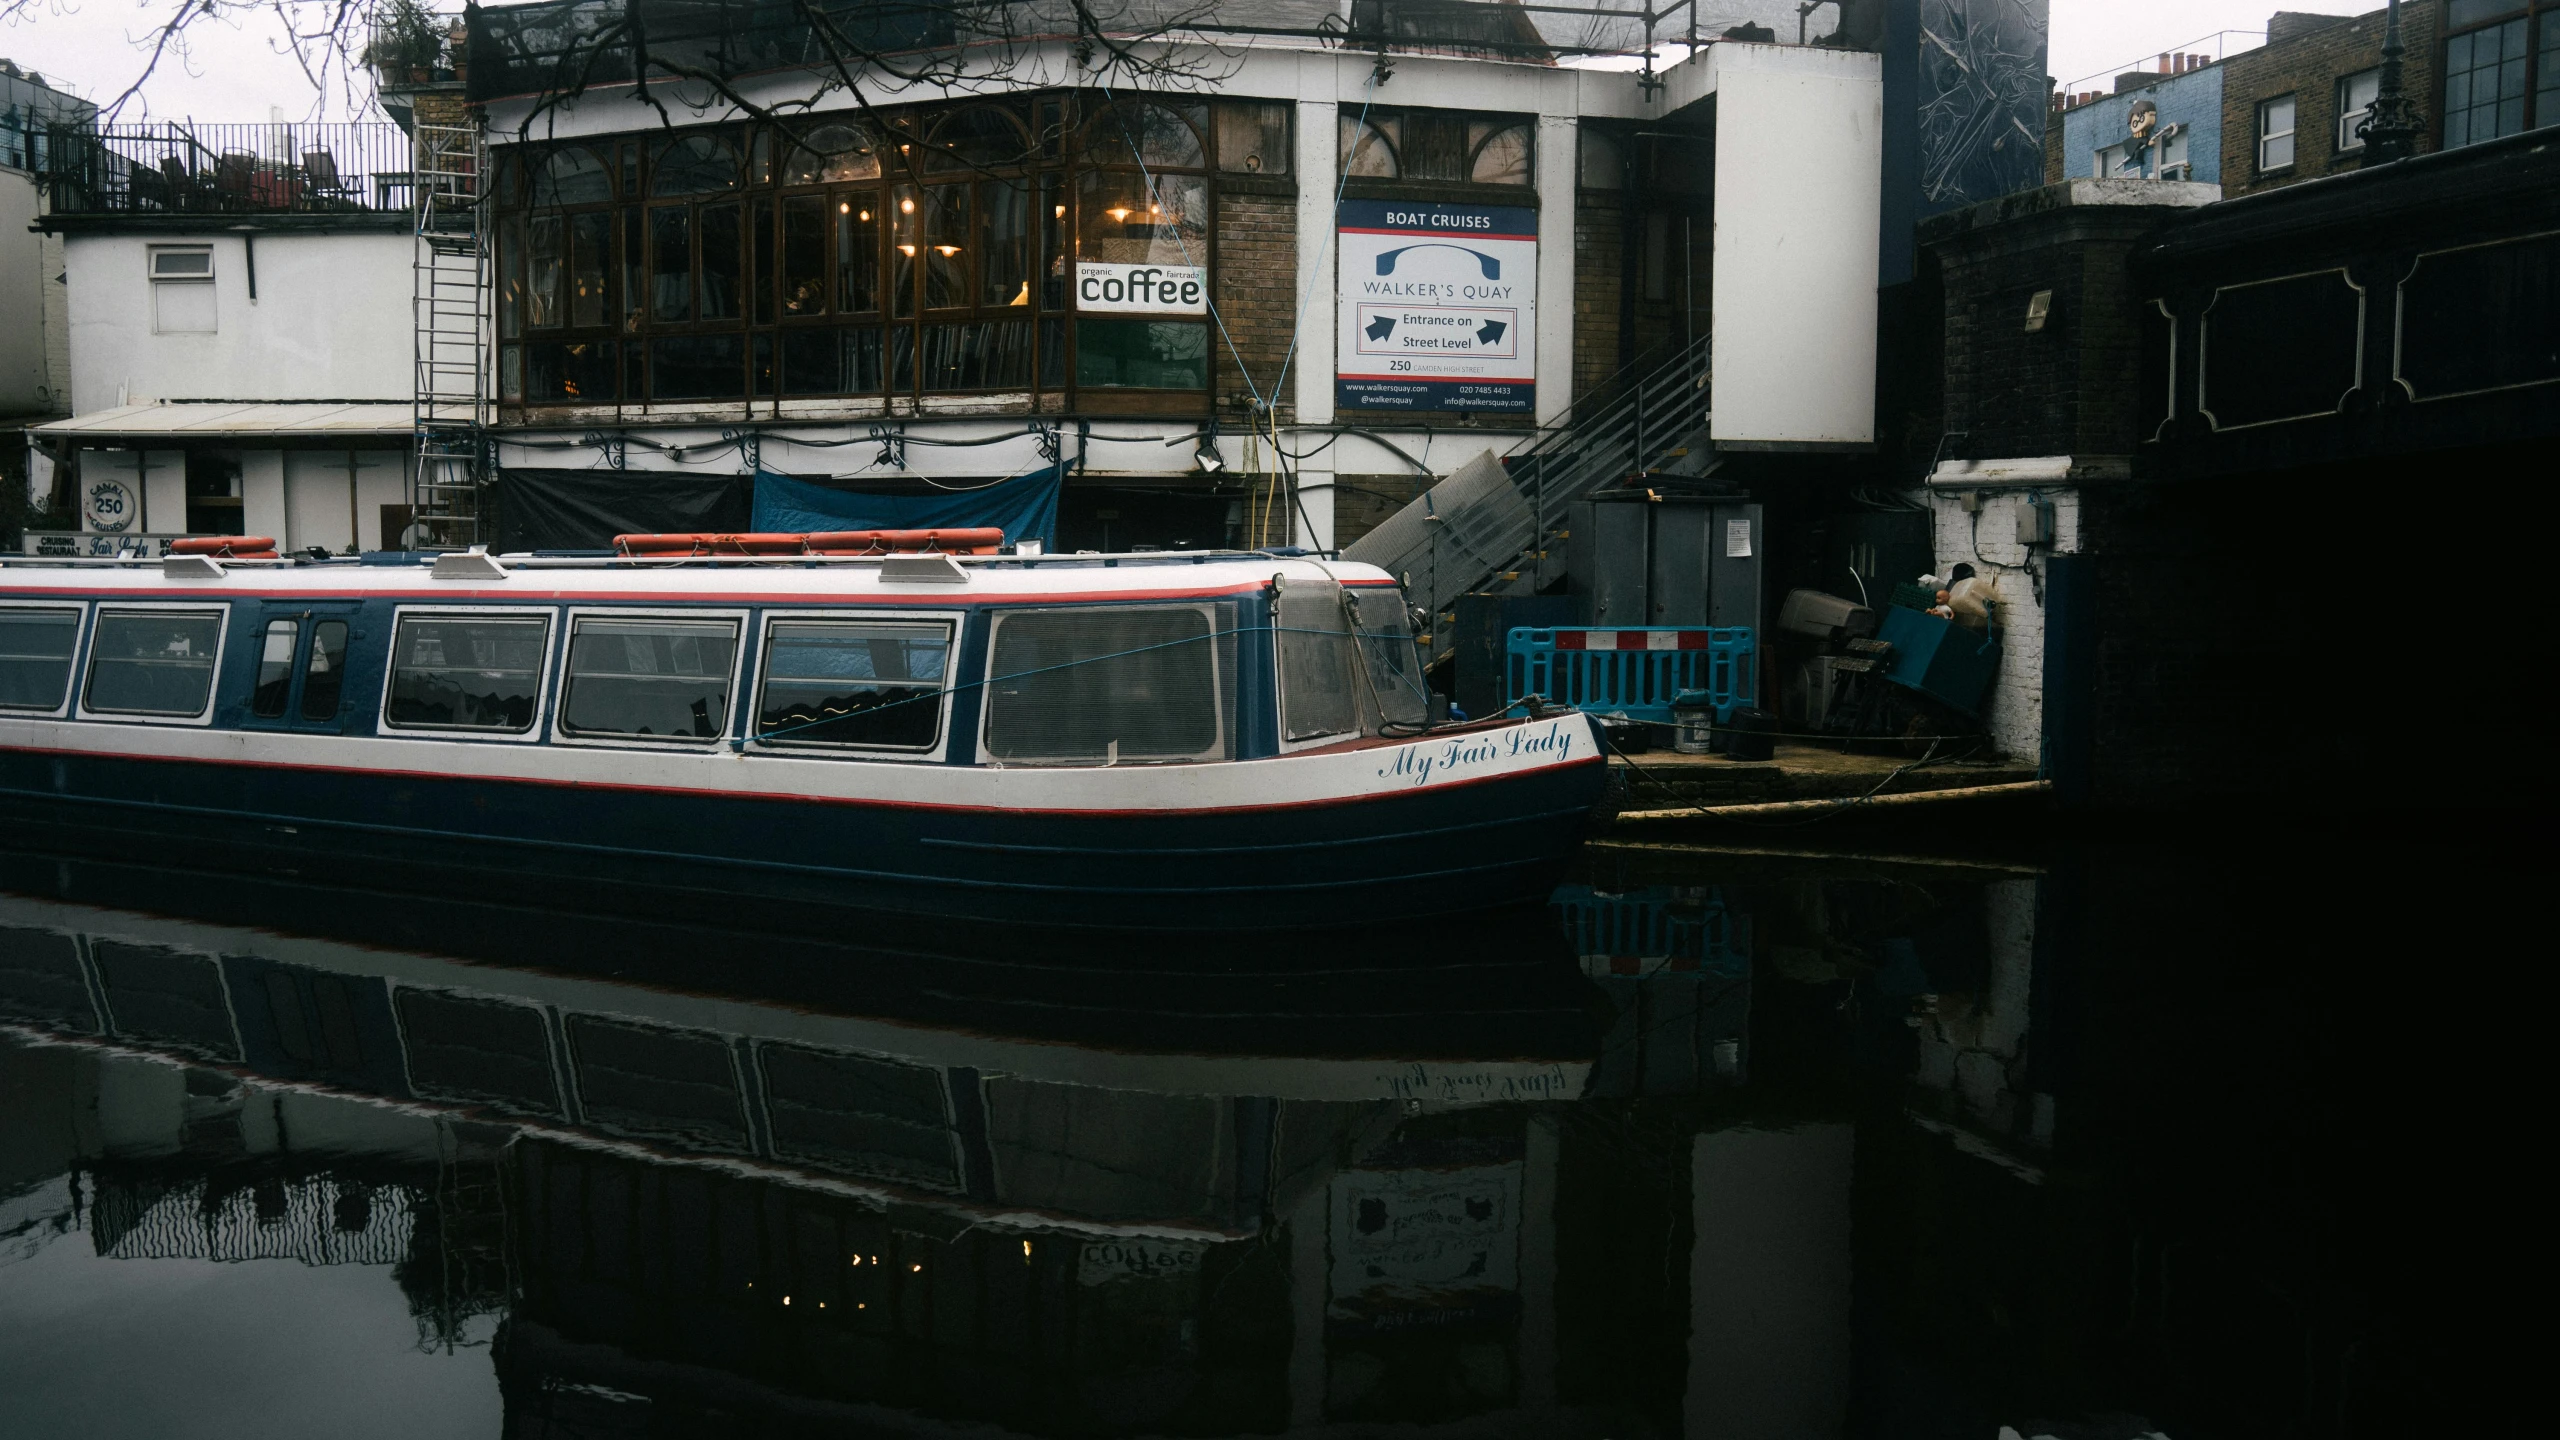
<box><xmin>2059</xmin><ymin>65</ymin><xmax>2225</xmax><ymax>184</ymax></box>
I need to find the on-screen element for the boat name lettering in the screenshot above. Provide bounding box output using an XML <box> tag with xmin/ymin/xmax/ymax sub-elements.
<box><xmin>1378</xmin><ymin>721</ymin><xmax>1573</xmax><ymax>786</ymax></box>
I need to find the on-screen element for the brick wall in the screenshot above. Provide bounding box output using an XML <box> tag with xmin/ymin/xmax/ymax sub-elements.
<box><xmin>1570</xmin><ymin>195</ymin><xmax>1702</xmax><ymax>403</ymax></box>
<box><xmin>1920</xmin><ymin>183</ymin><xmax>2210</xmax><ymax>767</ymax></box>
<box><xmin>1573</xmin><ymin>195</ymin><xmax>1624</xmax><ymax>401</ymax></box>
<box><xmin>1926</xmin><ymin>183</ymin><xmax>2207</xmax><ymax>465</ymax></box>
<box><xmin>2219</xmin><ymin>5</ymin><xmax>2439</xmax><ymax>198</ymax></box>
<box><xmin>1213</xmin><ymin>190</ymin><xmax>1297</xmax><ymax>422</ymax></box>
<box><xmin>2043</xmin><ymin>106</ymin><xmax>2064</xmax><ymax>185</ymax></box>
<box><xmin>1331</xmin><ymin>472</ymin><xmax>1431</xmax><ymax>550</ymax></box>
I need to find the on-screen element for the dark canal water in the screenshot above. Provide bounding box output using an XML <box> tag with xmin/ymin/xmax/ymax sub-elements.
<box><xmin>0</xmin><ymin>835</ymin><xmax>2528</xmax><ymax>1439</ymax></box>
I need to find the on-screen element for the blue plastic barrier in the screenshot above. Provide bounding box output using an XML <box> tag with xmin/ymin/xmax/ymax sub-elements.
<box><xmin>1549</xmin><ymin>884</ymin><xmax>1752</xmax><ymax>976</ymax></box>
<box><xmin>1505</xmin><ymin>626</ymin><xmax>1757</xmax><ymax>722</ymax></box>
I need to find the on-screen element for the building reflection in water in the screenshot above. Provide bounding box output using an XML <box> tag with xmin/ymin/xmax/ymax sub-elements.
<box><xmin>4</xmin><ymin>844</ymin><xmax>2502</xmax><ymax>1437</ymax></box>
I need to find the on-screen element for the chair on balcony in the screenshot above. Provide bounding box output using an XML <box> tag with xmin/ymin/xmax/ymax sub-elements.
<box><xmin>156</xmin><ymin>154</ymin><xmax>199</xmax><ymax>210</ymax></box>
<box><xmin>302</xmin><ymin>149</ymin><xmax>352</xmax><ymax>207</ymax></box>
<box><xmin>130</xmin><ymin>160</ymin><xmax>174</xmax><ymax>211</ymax></box>
<box><xmin>214</xmin><ymin>152</ymin><xmax>255</xmax><ymax>209</ymax></box>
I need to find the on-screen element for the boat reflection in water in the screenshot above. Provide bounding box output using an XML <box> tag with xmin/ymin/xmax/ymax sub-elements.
<box><xmin>0</xmin><ymin>858</ymin><xmax>1690</xmax><ymax>1436</ymax></box>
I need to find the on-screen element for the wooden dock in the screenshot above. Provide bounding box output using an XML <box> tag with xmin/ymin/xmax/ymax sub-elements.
<box><xmin>1603</xmin><ymin>742</ymin><xmax>2043</xmax><ymax>821</ymax></box>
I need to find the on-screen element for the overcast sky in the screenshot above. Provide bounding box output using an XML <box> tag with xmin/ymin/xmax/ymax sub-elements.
<box><xmin>1</xmin><ymin>1</ymin><xmax>2384</xmax><ymax>120</ymax></box>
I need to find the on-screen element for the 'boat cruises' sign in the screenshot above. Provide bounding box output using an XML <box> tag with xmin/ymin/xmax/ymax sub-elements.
<box><xmin>1336</xmin><ymin>199</ymin><xmax>1537</xmax><ymax>414</ymax></box>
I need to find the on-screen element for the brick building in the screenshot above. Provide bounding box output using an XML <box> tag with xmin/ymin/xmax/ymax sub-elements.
<box><xmin>436</xmin><ymin>1</ymin><xmax>1911</xmax><ymax>561</ymax></box>
<box><xmin>2217</xmin><ymin>6</ymin><xmax>2444</xmax><ymax>197</ymax></box>
<box><xmin>1919</xmin><ymin>123</ymin><xmax>2560</xmax><ymax>807</ymax></box>
<box><xmin>1913</xmin><ymin>180</ymin><xmax>2215</xmax><ymax>759</ymax></box>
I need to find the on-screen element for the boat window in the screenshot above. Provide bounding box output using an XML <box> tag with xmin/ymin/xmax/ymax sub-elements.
<box><xmin>1277</xmin><ymin>582</ymin><xmax>1358</xmax><ymax>743</ymax></box>
<box><xmin>759</xmin><ymin>1043</ymin><xmax>961</xmax><ymax>1188</ymax></box>
<box><xmin>300</xmin><ymin>621</ymin><xmax>349</xmax><ymax>722</ymax></box>
<box><xmin>251</xmin><ymin>619</ymin><xmax>298</xmax><ymax>717</ymax></box>
<box><xmin>394</xmin><ymin>988</ymin><xmax>562</xmax><ymax>1116</ymax></box>
<box><xmin>560</xmin><ymin>616</ymin><xmax>739</xmax><ymax>741</ymax></box>
<box><xmin>0</xmin><ymin>607</ymin><xmax>81</xmax><ymax>711</ymax></box>
<box><xmin>756</xmin><ymin>619</ymin><xmax>950</xmax><ymax>750</ymax></box>
<box><xmin>565</xmin><ymin>1015</ymin><xmax>751</xmax><ymax>1150</ymax></box>
<box><xmin>84</xmin><ymin>609</ymin><xmax>224</xmax><ymax>718</ymax></box>
<box><xmin>1352</xmin><ymin>587</ymin><xmax>1430</xmax><ymax>732</ymax></box>
<box><xmin>384</xmin><ymin>615</ymin><xmax>549</xmax><ymax>733</ymax></box>
<box><xmin>984</xmin><ymin>605</ymin><xmax>1226</xmax><ymax>764</ymax></box>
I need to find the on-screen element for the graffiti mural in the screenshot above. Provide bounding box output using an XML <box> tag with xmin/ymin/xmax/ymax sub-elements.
<box><xmin>1916</xmin><ymin>0</ymin><xmax>2050</xmax><ymax>207</ymax></box>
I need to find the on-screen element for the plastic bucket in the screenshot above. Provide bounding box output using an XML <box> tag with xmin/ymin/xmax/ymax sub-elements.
<box><xmin>1671</xmin><ymin>689</ymin><xmax>1716</xmax><ymax>754</ymax></box>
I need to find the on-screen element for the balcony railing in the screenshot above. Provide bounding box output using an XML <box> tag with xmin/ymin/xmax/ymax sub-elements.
<box><xmin>44</xmin><ymin>121</ymin><xmax>414</xmax><ymax>216</ymax></box>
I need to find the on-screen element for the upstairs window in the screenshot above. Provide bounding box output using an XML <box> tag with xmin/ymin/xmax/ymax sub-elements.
<box><xmin>492</xmin><ymin>93</ymin><xmax>1276</xmax><ymax>410</ymax></box>
<box><xmin>2335</xmin><ymin>67</ymin><xmax>2380</xmax><ymax>150</ymax></box>
<box><xmin>1337</xmin><ymin>108</ymin><xmax>1536</xmax><ymax>185</ymax></box>
<box><xmin>384</xmin><ymin>614</ymin><xmax>549</xmax><ymax>733</ymax></box>
<box><xmin>148</xmin><ymin>245</ymin><xmax>215</xmax><ymax>334</ymax></box>
<box><xmin>1214</xmin><ymin>100</ymin><xmax>1290</xmax><ymax>175</ymax></box>
<box><xmin>2256</xmin><ymin>95</ymin><xmax>2297</xmax><ymax>170</ymax></box>
<box><xmin>2444</xmin><ymin>17</ymin><xmax>2531</xmax><ymax>147</ymax></box>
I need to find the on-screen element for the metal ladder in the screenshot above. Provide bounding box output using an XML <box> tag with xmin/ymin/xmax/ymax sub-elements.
<box><xmin>409</xmin><ymin>122</ymin><xmax>487</xmax><ymax>549</ymax></box>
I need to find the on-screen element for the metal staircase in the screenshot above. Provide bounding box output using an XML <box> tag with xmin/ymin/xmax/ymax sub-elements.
<box><xmin>1343</xmin><ymin>335</ymin><xmax>1713</xmax><ymax>660</ymax></box>
<box><xmin>409</xmin><ymin>122</ymin><xmax>488</xmax><ymax>549</ymax></box>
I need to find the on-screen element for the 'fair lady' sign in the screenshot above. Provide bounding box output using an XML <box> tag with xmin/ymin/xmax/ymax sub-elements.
<box><xmin>1378</xmin><ymin>720</ymin><xmax>1578</xmax><ymax>786</ymax></box>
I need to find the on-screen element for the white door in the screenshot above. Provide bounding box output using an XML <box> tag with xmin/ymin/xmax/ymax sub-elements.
<box><xmin>283</xmin><ymin>450</ymin><xmax>356</xmax><ymax>554</ymax></box>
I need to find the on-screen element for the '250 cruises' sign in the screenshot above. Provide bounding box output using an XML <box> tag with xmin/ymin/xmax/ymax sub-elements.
<box><xmin>1336</xmin><ymin>199</ymin><xmax>1536</xmax><ymax>414</ymax></box>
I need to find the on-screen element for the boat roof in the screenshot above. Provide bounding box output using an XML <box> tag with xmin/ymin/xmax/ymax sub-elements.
<box><xmin>0</xmin><ymin>549</ymin><xmax>1400</xmax><ymax>604</ymax></box>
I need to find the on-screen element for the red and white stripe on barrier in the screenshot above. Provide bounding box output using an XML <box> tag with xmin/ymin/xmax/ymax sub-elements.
<box><xmin>1551</xmin><ymin>629</ymin><xmax>1719</xmax><ymax>652</ymax></box>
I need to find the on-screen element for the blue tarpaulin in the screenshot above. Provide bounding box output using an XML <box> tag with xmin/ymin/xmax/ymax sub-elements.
<box><xmin>750</xmin><ymin>466</ymin><xmax>1062</xmax><ymax>545</ymax></box>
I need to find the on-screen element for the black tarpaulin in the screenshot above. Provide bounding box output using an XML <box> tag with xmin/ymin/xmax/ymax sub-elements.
<box><xmin>494</xmin><ymin>468</ymin><xmax>752</xmax><ymax>552</ymax></box>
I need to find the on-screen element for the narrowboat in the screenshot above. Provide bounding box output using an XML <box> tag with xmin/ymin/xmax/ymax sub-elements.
<box><xmin>0</xmin><ymin>536</ymin><xmax>1606</xmax><ymax>930</ymax></box>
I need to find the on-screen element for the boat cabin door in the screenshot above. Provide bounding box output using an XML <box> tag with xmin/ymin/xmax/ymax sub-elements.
<box><xmin>242</xmin><ymin>604</ymin><xmax>363</xmax><ymax>733</ymax></box>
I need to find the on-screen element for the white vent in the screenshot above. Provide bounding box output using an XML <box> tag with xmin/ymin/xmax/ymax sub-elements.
<box><xmin>879</xmin><ymin>553</ymin><xmax>969</xmax><ymax>584</ymax></box>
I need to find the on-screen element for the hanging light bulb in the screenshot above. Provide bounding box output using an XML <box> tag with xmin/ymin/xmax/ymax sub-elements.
<box><xmin>934</xmin><ymin>244</ymin><xmax>960</xmax><ymax>257</ymax></box>
<box><xmin>896</xmin><ymin>244</ymin><xmax>917</xmax><ymax>256</ymax></box>
<box><xmin>838</xmin><ymin>200</ymin><xmax>849</xmax><ymax>214</ymax></box>
<box><xmin>859</xmin><ymin>209</ymin><xmax>872</xmax><ymax>222</ymax></box>
<box><xmin>1053</xmin><ymin>204</ymin><xmax>1066</xmax><ymax>218</ymax></box>
<box><xmin>900</xmin><ymin>197</ymin><xmax>915</xmax><ymax>214</ymax></box>
<box><xmin>1106</xmin><ymin>206</ymin><xmax>1131</xmax><ymax>223</ymax></box>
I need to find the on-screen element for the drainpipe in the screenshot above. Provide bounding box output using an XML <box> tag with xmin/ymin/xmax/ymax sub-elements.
<box><xmin>231</xmin><ymin>224</ymin><xmax>257</xmax><ymax>301</ymax></box>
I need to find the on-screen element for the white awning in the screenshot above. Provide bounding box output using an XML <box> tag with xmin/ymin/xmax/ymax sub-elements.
<box><xmin>32</xmin><ymin>402</ymin><xmax>413</xmax><ymax>439</ymax></box>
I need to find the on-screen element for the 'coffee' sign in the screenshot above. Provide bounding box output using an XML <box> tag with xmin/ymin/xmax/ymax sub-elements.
<box><xmin>1076</xmin><ymin>262</ymin><xmax>1207</xmax><ymax>314</ymax></box>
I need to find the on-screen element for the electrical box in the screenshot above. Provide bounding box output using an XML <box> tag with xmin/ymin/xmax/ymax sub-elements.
<box><xmin>2017</xmin><ymin>496</ymin><xmax>2056</xmax><ymax>547</ymax></box>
